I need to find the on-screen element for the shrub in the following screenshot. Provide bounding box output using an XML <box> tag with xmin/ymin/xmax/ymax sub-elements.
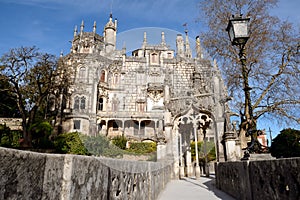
<box><xmin>127</xmin><ymin>142</ymin><xmax>157</xmax><ymax>154</ymax></box>
<box><xmin>30</xmin><ymin>121</ymin><xmax>54</xmax><ymax>149</ymax></box>
<box><xmin>0</xmin><ymin>124</ymin><xmax>21</xmax><ymax>148</ymax></box>
<box><xmin>53</xmin><ymin>132</ymin><xmax>90</xmax><ymax>155</ymax></box>
<box><xmin>82</xmin><ymin>134</ymin><xmax>124</xmax><ymax>157</ymax></box>
<box><xmin>112</xmin><ymin>135</ymin><xmax>127</xmax><ymax>150</ymax></box>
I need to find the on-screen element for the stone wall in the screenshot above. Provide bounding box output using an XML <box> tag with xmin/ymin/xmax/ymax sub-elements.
<box><xmin>215</xmin><ymin>158</ymin><xmax>300</xmax><ymax>200</ymax></box>
<box><xmin>0</xmin><ymin>147</ymin><xmax>173</xmax><ymax>200</ymax></box>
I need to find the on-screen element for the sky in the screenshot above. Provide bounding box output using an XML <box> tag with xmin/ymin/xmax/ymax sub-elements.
<box><xmin>0</xmin><ymin>0</ymin><xmax>299</xmax><ymax>138</ymax></box>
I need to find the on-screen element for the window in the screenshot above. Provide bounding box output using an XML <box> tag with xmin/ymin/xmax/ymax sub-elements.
<box><xmin>112</xmin><ymin>95</ymin><xmax>119</xmax><ymax>111</ymax></box>
<box><xmin>79</xmin><ymin>67</ymin><xmax>86</xmax><ymax>82</ymax></box>
<box><xmin>151</xmin><ymin>53</ymin><xmax>158</xmax><ymax>64</ymax></box>
<box><xmin>74</xmin><ymin>120</ymin><xmax>81</xmax><ymax>130</ymax></box>
<box><xmin>113</xmin><ymin>73</ymin><xmax>119</xmax><ymax>85</ymax></box>
<box><xmin>80</xmin><ymin>96</ymin><xmax>86</xmax><ymax>109</ymax></box>
<box><xmin>74</xmin><ymin>97</ymin><xmax>80</xmax><ymax>110</ymax></box>
<box><xmin>100</xmin><ymin>71</ymin><xmax>106</xmax><ymax>82</ymax></box>
<box><xmin>98</xmin><ymin>98</ymin><xmax>104</xmax><ymax>111</ymax></box>
<box><xmin>74</xmin><ymin>96</ymin><xmax>87</xmax><ymax>111</ymax></box>
<box><xmin>137</xmin><ymin>102</ymin><xmax>145</xmax><ymax>112</ymax></box>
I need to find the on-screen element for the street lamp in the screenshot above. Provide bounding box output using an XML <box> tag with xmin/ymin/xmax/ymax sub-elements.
<box><xmin>226</xmin><ymin>14</ymin><xmax>253</xmax><ymax>155</ymax></box>
<box><xmin>226</xmin><ymin>14</ymin><xmax>250</xmax><ymax>47</ymax></box>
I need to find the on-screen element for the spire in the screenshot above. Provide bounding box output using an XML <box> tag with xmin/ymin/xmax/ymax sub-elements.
<box><xmin>143</xmin><ymin>32</ymin><xmax>147</xmax><ymax>48</ymax></box>
<box><xmin>185</xmin><ymin>29</ymin><xmax>192</xmax><ymax>58</ymax></box>
<box><xmin>104</xmin><ymin>13</ymin><xmax>116</xmax><ymax>30</ymax></box>
<box><xmin>74</xmin><ymin>25</ymin><xmax>78</xmax><ymax>37</ymax></box>
<box><xmin>196</xmin><ymin>36</ymin><xmax>203</xmax><ymax>59</ymax></box>
<box><xmin>176</xmin><ymin>34</ymin><xmax>184</xmax><ymax>57</ymax></box>
<box><xmin>161</xmin><ymin>31</ymin><xmax>166</xmax><ymax>46</ymax></box>
<box><xmin>80</xmin><ymin>20</ymin><xmax>84</xmax><ymax>35</ymax></box>
<box><xmin>93</xmin><ymin>21</ymin><xmax>97</xmax><ymax>33</ymax></box>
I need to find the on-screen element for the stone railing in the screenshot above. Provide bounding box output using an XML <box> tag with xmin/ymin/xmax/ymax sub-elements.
<box><xmin>215</xmin><ymin>158</ymin><xmax>300</xmax><ymax>199</ymax></box>
<box><xmin>0</xmin><ymin>147</ymin><xmax>173</xmax><ymax>200</ymax></box>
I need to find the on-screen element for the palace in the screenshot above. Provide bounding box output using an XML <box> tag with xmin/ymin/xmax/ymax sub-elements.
<box><xmin>56</xmin><ymin>14</ymin><xmax>230</xmax><ymax>175</ymax></box>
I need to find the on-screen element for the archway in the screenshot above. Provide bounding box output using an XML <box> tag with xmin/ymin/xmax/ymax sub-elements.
<box><xmin>174</xmin><ymin>105</ymin><xmax>214</xmax><ymax>178</ymax></box>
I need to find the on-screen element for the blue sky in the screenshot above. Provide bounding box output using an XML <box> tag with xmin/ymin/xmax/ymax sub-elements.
<box><xmin>0</xmin><ymin>0</ymin><xmax>299</xmax><ymax>56</ymax></box>
<box><xmin>0</xmin><ymin>0</ymin><xmax>299</xmax><ymax>138</ymax></box>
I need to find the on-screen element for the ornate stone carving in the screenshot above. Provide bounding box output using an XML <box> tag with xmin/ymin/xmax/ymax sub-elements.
<box><xmin>147</xmin><ymin>83</ymin><xmax>164</xmax><ymax>102</ymax></box>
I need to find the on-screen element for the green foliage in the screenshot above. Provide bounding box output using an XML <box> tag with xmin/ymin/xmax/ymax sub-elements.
<box><xmin>53</xmin><ymin>132</ymin><xmax>90</xmax><ymax>155</ymax></box>
<box><xmin>0</xmin><ymin>124</ymin><xmax>21</xmax><ymax>147</ymax></box>
<box><xmin>127</xmin><ymin>142</ymin><xmax>157</xmax><ymax>154</ymax></box>
<box><xmin>112</xmin><ymin>135</ymin><xmax>128</xmax><ymax>150</ymax></box>
<box><xmin>191</xmin><ymin>140</ymin><xmax>216</xmax><ymax>162</ymax></box>
<box><xmin>53</xmin><ymin>132</ymin><xmax>125</xmax><ymax>157</ymax></box>
<box><xmin>81</xmin><ymin>134</ymin><xmax>124</xmax><ymax>158</ymax></box>
<box><xmin>271</xmin><ymin>128</ymin><xmax>300</xmax><ymax>158</ymax></box>
<box><xmin>207</xmin><ymin>146</ymin><xmax>216</xmax><ymax>162</ymax></box>
<box><xmin>30</xmin><ymin>121</ymin><xmax>54</xmax><ymax>149</ymax></box>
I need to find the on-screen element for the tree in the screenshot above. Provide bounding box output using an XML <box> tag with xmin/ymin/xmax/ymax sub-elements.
<box><xmin>0</xmin><ymin>46</ymin><xmax>59</xmax><ymax>147</ymax></box>
<box><xmin>198</xmin><ymin>0</ymin><xmax>300</xmax><ymax>147</ymax></box>
<box><xmin>271</xmin><ymin>128</ymin><xmax>300</xmax><ymax>158</ymax></box>
<box><xmin>0</xmin><ymin>76</ymin><xmax>20</xmax><ymax>117</ymax></box>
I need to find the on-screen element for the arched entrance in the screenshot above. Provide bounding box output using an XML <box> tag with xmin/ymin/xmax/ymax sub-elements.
<box><xmin>174</xmin><ymin>105</ymin><xmax>214</xmax><ymax>178</ymax></box>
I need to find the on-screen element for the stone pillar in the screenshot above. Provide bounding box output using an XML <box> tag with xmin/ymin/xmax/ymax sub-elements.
<box><xmin>164</xmin><ymin>125</ymin><xmax>173</xmax><ymax>156</ymax></box>
<box><xmin>193</xmin><ymin>125</ymin><xmax>201</xmax><ymax>179</ymax></box>
<box><xmin>223</xmin><ymin>131</ymin><xmax>238</xmax><ymax>161</ymax></box>
<box><xmin>156</xmin><ymin>137</ymin><xmax>167</xmax><ymax>161</ymax></box>
<box><xmin>179</xmin><ymin>133</ymin><xmax>185</xmax><ymax>178</ymax></box>
<box><xmin>186</xmin><ymin>147</ymin><xmax>193</xmax><ymax>177</ymax></box>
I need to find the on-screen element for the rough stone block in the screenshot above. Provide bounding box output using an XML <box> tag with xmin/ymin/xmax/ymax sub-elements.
<box><xmin>0</xmin><ymin>148</ymin><xmax>46</xmax><ymax>200</ymax></box>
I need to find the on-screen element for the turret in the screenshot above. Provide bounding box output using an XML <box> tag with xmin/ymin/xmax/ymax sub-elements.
<box><xmin>185</xmin><ymin>29</ymin><xmax>192</xmax><ymax>58</ymax></box>
<box><xmin>104</xmin><ymin>13</ymin><xmax>117</xmax><ymax>53</ymax></box>
<box><xmin>176</xmin><ymin>34</ymin><xmax>184</xmax><ymax>57</ymax></box>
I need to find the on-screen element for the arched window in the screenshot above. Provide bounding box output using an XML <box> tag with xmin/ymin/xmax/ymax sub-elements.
<box><xmin>100</xmin><ymin>70</ymin><xmax>106</xmax><ymax>82</ymax></box>
<box><xmin>113</xmin><ymin>73</ymin><xmax>119</xmax><ymax>85</ymax></box>
<box><xmin>74</xmin><ymin>96</ymin><xmax>87</xmax><ymax>111</ymax></box>
<box><xmin>151</xmin><ymin>53</ymin><xmax>158</xmax><ymax>64</ymax></box>
<box><xmin>80</xmin><ymin>96</ymin><xmax>86</xmax><ymax>109</ymax></box>
<box><xmin>112</xmin><ymin>95</ymin><xmax>119</xmax><ymax>111</ymax></box>
<box><xmin>79</xmin><ymin>67</ymin><xmax>86</xmax><ymax>82</ymax></box>
<box><xmin>74</xmin><ymin>96</ymin><xmax>80</xmax><ymax>110</ymax></box>
<box><xmin>98</xmin><ymin>98</ymin><xmax>104</xmax><ymax>111</ymax></box>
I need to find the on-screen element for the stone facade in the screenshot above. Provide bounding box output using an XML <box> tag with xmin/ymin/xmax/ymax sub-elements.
<box><xmin>56</xmin><ymin>14</ymin><xmax>228</xmax><ymax>175</ymax></box>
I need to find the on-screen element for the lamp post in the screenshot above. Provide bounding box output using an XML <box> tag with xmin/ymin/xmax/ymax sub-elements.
<box><xmin>226</xmin><ymin>15</ymin><xmax>253</xmax><ymax>150</ymax></box>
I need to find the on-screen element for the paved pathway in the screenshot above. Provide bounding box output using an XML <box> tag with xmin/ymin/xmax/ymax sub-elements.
<box><xmin>157</xmin><ymin>176</ymin><xmax>235</xmax><ymax>200</ymax></box>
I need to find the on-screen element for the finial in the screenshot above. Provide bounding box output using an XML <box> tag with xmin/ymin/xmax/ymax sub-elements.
<box><xmin>80</xmin><ymin>20</ymin><xmax>84</xmax><ymax>34</ymax></box>
<box><xmin>93</xmin><ymin>21</ymin><xmax>97</xmax><ymax>33</ymax></box>
<box><xmin>196</xmin><ymin>36</ymin><xmax>203</xmax><ymax>59</ymax></box>
<box><xmin>143</xmin><ymin>32</ymin><xmax>147</xmax><ymax>44</ymax></box>
<box><xmin>60</xmin><ymin>50</ymin><xmax>63</xmax><ymax>57</ymax></box>
<box><xmin>161</xmin><ymin>32</ymin><xmax>166</xmax><ymax>45</ymax></box>
<box><xmin>74</xmin><ymin>25</ymin><xmax>78</xmax><ymax>37</ymax></box>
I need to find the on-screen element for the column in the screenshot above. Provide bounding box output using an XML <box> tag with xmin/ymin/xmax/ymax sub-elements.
<box><xmin>194</xmin><ymin>124</ymin><xmax>201</xmax><ymax>179</ymax></box>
